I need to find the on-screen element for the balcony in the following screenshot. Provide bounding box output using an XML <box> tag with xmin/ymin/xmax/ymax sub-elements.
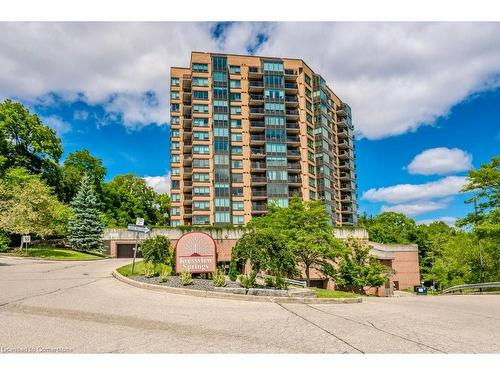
<box><xmin>287</xmin><ymin>162</ymin><xmax>301</xmax><ymax>171</ymax></box>
<box><xmin>250</xmin><ymin>134</ymin><xmax>266</xmax><ymax>144</ymax></box>
<box><xmin>249</xmin><ymin>107</ymin><xmax>265</xmax><ymax>118</ymax></box>
<box><xmin>285</xmin><ymin>96</ymin><xmax>299</xmax><ymax>107</ymax></box>
<box><xmin>184</xmin><ymin>167</ymin><xmax>192</xmax><ymax>175</ymax></box>
<box><xmin>251</xmin><ymin>175</ymin><xmax>267</xmax><ymax>185</ymax></box>
<box><xmin>288</xmin><ymin>176</ymin><xmax>302</xmax><ymax>185</ymax></box>
<box><xmin>286</xmin><ymin>122</ymin><xmax>300</xmax><ymax>133</ymax></box>
<box><xmin>287</xmin><ymin>149</ymin><xmax>301</xmax><ymax>159</ymax></box>
<box><xmin>339</xmin><ymin>161</ymin><xmax>353</xmax><ymax>170</ymax></box>
<box><xmin>250</xmin><ymin>121</ymin><xmax>265</xmax><ymax>132</ymax></box>
<box><xmin>183</xmin><ymin>157</ymin><xmax>192</xmax><ymax>166</ymax></box>
<box><xmin>248</xmin><ymin>67</ymin><xmax>262</xmax><ymax>78</ymax></box>
<box><xmin>249</xmin><ymin>80</ymin><xmax>264</xmax><ymax>92</ymax></box>
<box><xmin>340</xmin><ymin>195</ymin><xmax>352</xmax><ymax>202</ymax></box>
<box><xmin>338</xmin><ymin>150</ymin><xmax>354</xmax><ymax>160</ymax></box>
<box><xmin>249</xmin><ymin>94</ymin><xmax>264</xmax><ymax>105</ymax></box>
<box><xmin>251</xmin><ymin>190</ymin><xmax>267</xmax><ymax>199</ymax></box>
<box><xmin>338</xmin><ymin>139</ymin><xmax>351</xmax><ymax>149</ymax></box>
<box><xmin>251</xmin><ymin>161</ymin><xmax>266</xmax><ymax>170</ymax></box>
<box><xmin>339</xmin><ymin>172</ymin><xmax>353</xmax><ymax>181</ymax></box>
<box><xmin>285</xmin><ymin>109</ymin><xmax>299</xmax><ymax>119</ymax></box>
<box><xmin>288</xmin><ymin>190</ymin><xmax>302</xmax><ymax>198</ymax></box>
<box><xmin>286</xmin><ymin>136</ymin><xmax>300</xmax><ymax>145</ymax></box>
<box><xmin>284</xmin><ymin>69</ymin><xmax>298</xmax><ymax>77</ymax></box>
<box><xmin>284</xmin><ymin>83</ymin><xmax>298</xmax><ymax>93</ymax></box>
<box><xmin>250</xmin><ymin>148</ymin><xmax>265</xmax><ymax>158</ymax></box>
<box><xmin>252</xmin><ymin>203</ymin><xmax>268</xmax><ymax>213</ymax></box>
<box><xmin>337</xmin><ymin>128</ymin><xmax>351</xmax><ymax>138</ymax></box>
<box><xmin>340</xmin><ymin>183</ymin><xmax>354</xmax><ymax>191</ymax></box>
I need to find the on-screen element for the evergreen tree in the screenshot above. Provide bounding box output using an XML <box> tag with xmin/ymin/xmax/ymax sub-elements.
<box><xmin>228</xmin><ymin>258</ymin><xmax>238</xmax><ymax>282</ymax></box>
<box><xmin>68</xmin><ymin>174</ymin><xmax>104</xmax><ymax>252</ymax></box>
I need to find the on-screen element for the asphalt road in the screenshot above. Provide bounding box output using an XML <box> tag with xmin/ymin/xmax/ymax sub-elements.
<box><xmin>0</xmin><ymin>256</ymin><xmax>499</xmax><ymax>353</ymax></box>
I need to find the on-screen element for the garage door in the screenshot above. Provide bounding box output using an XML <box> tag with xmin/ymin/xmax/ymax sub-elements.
<box><xmin>117</xmin><ymin>244</ymin><xmax>143</xmax><ymax>258</ymax></box>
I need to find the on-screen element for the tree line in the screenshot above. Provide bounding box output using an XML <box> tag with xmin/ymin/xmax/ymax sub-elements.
<box><xmin>0</xmin><ymin>99</ymin><xmax>170</xmax><ymax>250</ymax></box>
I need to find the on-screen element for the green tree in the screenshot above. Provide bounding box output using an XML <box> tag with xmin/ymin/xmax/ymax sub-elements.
<box><xmin>102</xmin><ymin>174</ymin><xmax>169</xmax><ymax>227</ymax></box>
<box><xmin>61</xmin><ymin>149</ymin><xmax>106</xmax><ymax>203</ymax></box>
<box><xmin>0</xmin><ymin>99</ymin><xmax>63</xmax><ymax>191</ymax></box>
<box><xmin>360</xmin><ymin>211</ymin><xmax>418</xmax><ymax>244</ymax></box>
<box><xmin>228</xmin><ymin>258</ymin><xmax>238</xmax><ymax>281</ymax></box>
<box><xmin>141</xmin><ymin>235</ymin><xmax>172</xmax><ymax>270</ymax></box>
<box><xmin>336</xmin><ymin>237</ymin><xmax>390</xmax><ymax>294</ymax></box>
<box><xmin>67</xmin><ymin>174</ymin><xmax>104</xmax><ymax>252</ymax></box>
<box><xmin>0</xmin><ymin>168</ymin><xmax>70</xmax><ymax>247</ymax></box>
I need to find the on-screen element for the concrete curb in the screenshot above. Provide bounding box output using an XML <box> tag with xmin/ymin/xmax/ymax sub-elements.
<box><xmin>112</xmin><ymin>270</ymin><xmax>362</xmax><ymax>304</ymax></box>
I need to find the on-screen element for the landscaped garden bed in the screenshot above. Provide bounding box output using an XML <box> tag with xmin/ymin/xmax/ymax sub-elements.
<box><xmin>1</xmin><ymin>247</ymin><xmax>106</xmax><ymax>260</ymax></box>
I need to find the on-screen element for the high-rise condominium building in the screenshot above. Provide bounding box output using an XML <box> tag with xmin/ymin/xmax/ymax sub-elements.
<box><xmin>169</xmin><ymin>52</ymin><xmax>357</xmax><ymax>227</ymax></box>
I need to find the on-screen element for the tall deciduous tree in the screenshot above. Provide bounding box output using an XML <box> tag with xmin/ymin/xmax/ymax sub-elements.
<box><xmin>0</xmin><ymin>99</ymin><xmax>63</xmax><ymax>191</ymax></box>
<box><xmin>67</xmin><ymin>174</ymin><xmax>104</xmax><ymax>252</ymax></box>
<box><xmin>61</xmin><ymin>149</ymin><xmax>107</xmax><ymax>203</ymax></box>
<box><xmin>0</xmin><ymin>168</ymin><xmax>70</xmax><ymax>247</ymax></box>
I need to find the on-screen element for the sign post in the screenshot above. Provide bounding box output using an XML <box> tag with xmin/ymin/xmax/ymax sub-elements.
<box><xmin>127</xmin><ymin>220</ymin><xmax>150</xmax><ymax>274</ymax></box>
<box><xmin>22</xmin><ymin>235</ymin><xmax>31</xmax><ymax>252</ymax></box>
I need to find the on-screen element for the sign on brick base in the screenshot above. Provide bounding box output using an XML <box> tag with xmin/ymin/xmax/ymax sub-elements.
<box><xmin>175</xmin><ymin>232</ymin><xmax>216</xmax><ymax>273</ymax></box>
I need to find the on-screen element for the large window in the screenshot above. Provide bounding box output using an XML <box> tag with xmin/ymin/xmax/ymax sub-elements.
<box><xmin>193</xmin><ymin>91</ymin><xmax>209</xmax><ymax>100</ymax></box>
<box><xmin>231</xmin><ymin>146</ymin><xmax>242</xmax><ymax>155</ymax></box>
<box><xmin>232</xmin><ymin>201</ymin><xmax>244</xmax><ymax>211</ymax></box>
<box><xmin>231</xmin><ymin>133</ymin><xmax>242</xmax><ymax>142</ymax></box>
<box><xmin>231</xmin><ymin>160</ymin><xmax>243</xmax><ymax>169</ymax></box>
<box><xmin>193</xmin><ymin>215</ymin><xmax>210</xmax><ymax>225</ymax></box>
<box><xmin>171</xmin><ymin>168</ymin><xmax>180</xmax><ymax>176</ymax></box>
<box><xmin>230</xmin><ymin>106</ymin><xmax>241</xmax><ymax>115</ymax></box>
<box><xmin>193</xmin><ymin>118</ymin><xmax>209</xmax><ymax>127</ymax></box>
<box><xmin>171</xmin><ymin>154</ymin><xmax>180</xmax><ymax>163</ymax></box>
<box><xmin>192</xmin><ymin>77</ymin><xmax>209</xmax><ymax>86</ymax></box>
<box><xmin>171</xmin><ymin>91</ymin><xmax>180</xmax><ymax>99</ymax></box>
<box><xmin>214</xmin><ymin>127</ymin><xmax>229</xmax><ymax>137</ymax></box>
<box><xmin>171</xmin><ymin>129</ymin><xmax>180</xmax><ymax>138</ymax></box>
<box><xmin>214</xmin><ymin>197</ymin><xmax>230</xmax><ymax>208</ymax></box>
<box><xmin>171</xmin><ymin>116</ymin><xmax>180</xmax><ymax>125</ymax></box>
<box><xmin>231</xmin><ymin>119</ymin><xmax>242</xmax><ymax>128</ymax></box>
<box><xmin>193</xmin><ymin>158</ymin><xmax>209</xmax><ymax>168</ymax></box>
<box><xmin>264</xmin><ymin>89</ymin><xmax>284</xmax><ymax>99</ymax></box>
<box><xmin>193</xmin><ymin>145</ymin><xmax>209</xmax><ymax>154</ymax></box>
<box><xmin>229</xmin><ymin>80</ymin><xmax>241</xmax><ymax>88</ymax></box>
<box><xmin>263</xmin><ymin>61</ymin><xmax>284</xmax><ymax>72</ymax></box>
<box><xmin>265</xmin><ymin>116</ymin><xmax>285</xmax><ymax>126</ymax></box>
<box><xmin>193</xmin><ymin>173</ymin><xmax>209</xmax><ymax>182</ymax></box>
<box><xmin>232</xmin><ymin>215</ymin><xmax>244</xmax><ymax>225</ymax></box>
<box><xmin>193</xmin><ymin>104</ymin><xmax>209</xmax><ymax>113</ymax></box>
<box><xmin>192</xmin><ymin>63</ymin><xmax>208</xmax><ymax>72</ymax></box>
<box><xmin>264</xmin><ymin>102</ymin><xmax>285</xmax><ymax>112</ymax></box>
<box><xmin>264</xmin><ymin>75</ymin><xmax>283</xmax><ymax>87</ymax></box>
<box><xmin>171</xmin><ymin>207</ymin><xmax>180</xmax><ymax>215</ymax></box>
<box><xmin>171</xmin><ymin>142</ymin><xmax>180</xmax><ymax>150</ymax></box>
<box><xmin>229</xmin><ymin>92</ymin><xmax>241</xmax><ymax>102</ymax></box>
<box><xmin>193</xmin><ymin>201</ymin><xmax>210</xmax><ymax>210</ymax></box>
<box><xmin>171</xmin><ymin>103</ymin><xmax>180</xmax><ymax>112</ymax></box>
<box><xmin>229</xmin><ymin>65</ymin><xmax>241</xmax><ymax>74</ymax></box>
<box><xmin>215</xmin><ymin>212</ymin><xmax>230</xmax><ymax>224</ymax></box>
<box><xmin>193</xmin><ymin>186</ymin><xmax>210</xmax><ymax>196</ymax></box>
<box><xmin>193</xmin><ymin>131</ymin><xmax>209</xmax><ymax>141</ymax></box>
<box><xmin>265</xmin><ymin>143</ymin><xmax>286</xmax><ymax>153</ymax></box>
<box><xmin>267</xmin><ymin>170</ymin><xmax>287</xmax><ymax>181</ymax></box>
<box><xmin>231</xmin><ymin>173</ymin><xmax>243</xmax><ymax>183</ymax></box>
<box><xmin>171</xmin><ymin>77</ymin><xmax>179</xmax><ymax>86</ymax></box>
<box><xmin>171</xmin><ymin>193</ymin><xmax>180</xmax><ymax>202</ymax></box>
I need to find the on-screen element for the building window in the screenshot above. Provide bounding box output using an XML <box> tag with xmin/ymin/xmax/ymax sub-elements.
<box><xmin>193</xmin><ymin>186</ymin><xmax>210</xmax><ymax>196</ymax></box>
<box><xmin>308</xmin><ymin>151</ymin><xmax>314</xmax><ymax>161</ymax></box>
<box><xmin>214</xmin><ymin>197</ymin><xmax>230</xmax><ymax>208</ymax></box>
<box><xmin>193</xmin><ymin>173</ymin><xmax>210</xmax><ymax>182</ymax></box>
<box><xmin>171</xmin><ymin>193</ymin><xmax>180</xmax><ymax>202</ymax></box>
<box><xmin>309</xmin><ymin>178</ymin><xmax>316</xmax><ymax>188</ymax></box>
<box><xmin>308</xmin><ymin>164</ymin><xmax>315</xmax><ymax>175</ymax></box>
<box><xmin>193</xmin><ymin>215</ymin><xmax>210</xmax><ymax>225</ymax></box>
<box><xmin>171</xmin><ymin>154</ymin><xmax>180</xmax><ymax>163</ymax></box>
<box><xmin>229</xmin><ymin>80</ymin><xmax>241</xmax><ymax>88</ymax></box>
<box><xmin>171</xmin><ymin>77</ymin><xmax>180</xmax><ymax>86</ymax></box>
<box><xmin>304</xmin><ymin>74</ymin><xmax>311</xmax><ymax>86</ymax></box>
<box><xmin>193</xmin><ymin>158</ymin><xmax>209</xmax><ymax>168</ymax></box>
<box><xmin>264</xmin><ymin>102</ymin><xmax>285</xmax><ymax>112</ymax></box>
<box><xmin>231</xmin><ymin>160</ymin><xmax>243</xmax><ymax>169</ymax></box>
<box><xmin>231</xmin><ymin>119</ymin><xmax>242</xmax><ymax>128</ymax></box>
<box><xmin>171</xmin><ymin>91</ymin><xmax>180</xmax><ymax>99</ymax></box>
<box><xmin>171</xmin><ymin>207</ymin><xmax>180</xmax><ymax>215</ymax></box>
<box><xmin>231</xmin><ymin>146</ymin><xmax>242</xmax><ymax>155</ymax></box>
<box><xmin>306</xmin><ymin>113</ymin><xmax>313</xmax><ymax>124</ymax></box>
<box><xmin>193</xmin><ymin>118</ymin><xmax>209</xmax><ymax>127</ymax></box>
<box><xmin>214</xmin><ymin>127</ymin><xmax>229</xmax><ymax>137</ymax></box>
<box><xmin>171</xmin><ymin>142</ymin><xmax>180</xmax><ymax>150</ymax></box>
<box><xmin>171</xmin><ymin>103</ymin><xmax>180</xmax><ymax>112</ymax></box>
<box><xmin>194</xmin><ymin>201</ymin><xmax>210</xmax><ymax>210</ymax></box>
<box><xmin>305</xmin><ymin>88</ymin><xmax>312</xmax><ymax>98</ymax></box>
<box><xmin>171</xmin><ymin>168</ymin><xmax>180</xmax><ymax>176</ymax></box>
<box><xmin>265</xmin><ymin>143</ymin><xmax>286</xmax><ymax>153</ymax></box>
<box><xmin>232</xmin><ymin>201</ymin><xmax>244</xmax><ymax>211</ymax></box>
<box><xmin>213</xmin><ymin>113</ymin><xmax>228</xmax><ymax>121</ymax></box>
<box><xmin>193</xmin><ymin>131</ymin><xmax>209</xmax><ymax>141</ymax></box>
<box><xmin>230</xmin><ymin>106</ymin><xmax>241</xmax><ymax>115</ymax></box>
<box><xmin>306</xmin><ymin>100</ymin><xmax>312</xmax><ymax>111</ymax></box>
<box><xmin>231</xmin><ymin>133</ymin><xmax>242</xmax><ymax>142</ymax></box>
<box><xmin>232</xmin><ymin>215</ymin><xmax>244</xmax><ymax>225</ymax></box>
<box><xmin>229</xmin><ymin>92</ymin><xmax>241</xmax><ymax>102</ymax></box>
<box><xmin>171</xmin><ymin>129</ymin><xmax>180</xmax><ymax>138</ymax></box>
<box><xmin>193</xmin><ymin>145</ymin><xmax>209</xmax><ymax>155</ymax></box>
<box><xmin>263</xmin><ymin>61</ymin><xmax>284</xmax><ymax>72</ymax></box>
<box><xmin>192</xmin><ymin>63</ymin><xmax>208</xmax><ymax>72</ymax></box>
<box><xmin>193</xmin><ymin>104</ymin><xmax>209</xmax><ymax>113</ymax></box>
<box><xmin>229</xmin><ymin>65</ymin><xmax>241</xmax><ymax>74</ymax></box>
<box><xmin>192</xmin><ymin>77</ymin><xmax>209</xmax><ymax>86</ymax></box>
<box><xmin>193</xmin><ymin>91</ymin><xmax>209</xmax><ymax>100</ymax></box>
<box><xmin>264</xmin><ymin>75</ymin><xmax>284</xmax><ymax>87</ymax></box>
<box><xmin>214</xmin><ymin>139</ymin><xmax>229</xmax><ymax>151</ymax></box>
<box><xmin>232</xmin><ymin>187</ymin><xmax>243</xmax><ymax>197</ymax></box>
<box><xmin>231</xmin><ymin>173</ymin><xmax>243</xmax><ymax>183</ymax></box>
<box><xmin>265</xmin><ymin>116</ymin><xmax>284</xmax><ymax>126</ymax></box>
<box><xmin>171</xmin><ymin>116</ymin><xmax>180</xmax><ymax>125</ymax></box>
<box><xmin>264</xmin><ymin>89</ymin><xmax>284</xmax><ymax>99</ymax></box>
<box><xmin>215</xmin><ymin>212</ymin><xmax>230</xmax><ymax>224</ymax></box>
<box><xmin>171</xmin><ymin>180</ymin><xmax>180</xmax><ymax>189</ymax></box>
<box><xmin>171</xmin><ymin>220</ymin><xmax>180</xmax><ymax>227</ymax></box>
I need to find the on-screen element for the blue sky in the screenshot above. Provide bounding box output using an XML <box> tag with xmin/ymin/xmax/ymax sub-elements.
<box><xmin>1</xmin><ymin>22</ymin><xmax>499</xmax><ymax>225</ymax></box>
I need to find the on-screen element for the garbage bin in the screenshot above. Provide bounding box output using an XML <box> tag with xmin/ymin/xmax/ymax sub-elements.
<box><xmin>415</xmin><ymin>286</ymin><xmax>428</xmax><ymax>295</ymax></box>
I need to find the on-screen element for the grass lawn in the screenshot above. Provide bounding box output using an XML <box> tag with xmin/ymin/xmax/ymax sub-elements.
<box><xmin>2</xmin><ymin>247</ymin><xmax>105</xmax><ymax>260</ymax></box>
<box><xmin>314</xmin><ymin>288</ymin><xmax>361</xmax><ymax>299</ymax></box>
<box><xmin>117</xmin><ymin>261</ymin><xmax>172</xmax><ymax>278</ymax></box>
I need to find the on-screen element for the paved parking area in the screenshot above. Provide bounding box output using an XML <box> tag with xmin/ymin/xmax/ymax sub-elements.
<box><xmin>0</xmin><ymin>256</ymin><xmax>499</xmax><ymax>353</ymax></box>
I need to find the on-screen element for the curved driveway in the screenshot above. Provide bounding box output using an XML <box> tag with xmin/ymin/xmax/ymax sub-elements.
<box><xmin>0</xmin><ymin>256</ymin><xmax>499</xmax><ymax>353</ymax></box>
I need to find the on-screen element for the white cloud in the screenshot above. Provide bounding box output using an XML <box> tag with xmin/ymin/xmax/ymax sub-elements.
<box><xmin>417</xmin><ymin>216</ymin><xmax>457</xmax><ymax>226</ymax></box>
<box><xmin>381</xmin><ymin>200</ymin><xmax>448</xmax><ymax>216</ymax></box>
<box><xmin>41</xmin><ymin>115</ymin><xmax>72</xmax><ymax>134</ymax></box>
<box><xmin>143</xmin><ymin>173</ymin><xmax>170</xmax><ymax>194</ymax></box>
<box><xmin>257</xmin><ymin>22</ymin><xmax>500</xmax><ymax>139</ymax></box>
<box><xmin>408</xmin><ymin>147</ymin><xmax>473</xmax><ymax>175</ymax></box>
<box><xmin>73</xmin><ymin>110</ymin><xmax>89</xmax><ymax>121</ymax></box>
<box><xmin>362</xmin><ymin>176</ymin><xmax>467</xmax><ymax>204</ymax></box>
<box><xmin>2</xmin><ymin>23</ymin><xmax>500</xmax><ymax>138</ymax></box>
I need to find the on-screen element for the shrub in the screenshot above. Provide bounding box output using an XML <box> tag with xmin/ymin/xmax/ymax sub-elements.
<box><xmin>141</xmin><ymin>236</ymin><xmax>172</xmax><ymax>268</ymax></box>
<box><xmin>264</xmin><ymin>276</ymin><xmax>275</xmax><ymax>288</ymax></box>
<box><xmin>212</xmin><ymin>268</ymin><xmax>226</xmax><ymax>287</ymax></box>
<box><xmin>159</xmin><ymin>264</ymin><xmax>171</xmax><ymax>283</ymax></box>
<box><xmin>0</xmin><ymin>232</ymin><xmax>10</xmax><ymax>252</ymax></box>
<box><xmin>239</xmin><ymin>273</ymin><xmax>256</xmax><ymax>289</ymax></box>
<box><xmin>143</xmin><ymin>261</ymin><xmax>157</xmax><ymax>278</ymax></box>
<box><xmin>275</xmin><ymin>274</ymin><xmax>287</xmax><ymax>290</ymax></box>
<box><xmin>180</xmin><ymin>267</ymin><xmax>193</xmax><ymax>286</ymax></box>
<box><xmin>228</xmin><ymin>258</ymin><xmax>238</xmax><ymax>282</ymax></box>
